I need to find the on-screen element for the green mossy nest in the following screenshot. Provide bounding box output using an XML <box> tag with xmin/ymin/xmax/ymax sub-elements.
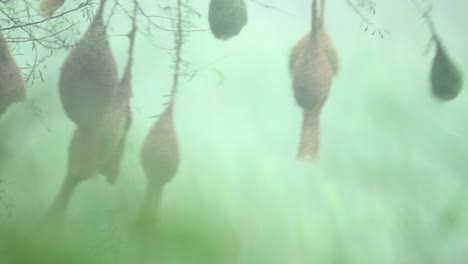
<box><xmin>431</xmin><ymin>39</ymin><xmax>463</xmax><ymax>101</ymax></box>
<box><xmin>208</xmin><ymin>0</ymin><xmax>248</xmax><ymax>40</ymax></box>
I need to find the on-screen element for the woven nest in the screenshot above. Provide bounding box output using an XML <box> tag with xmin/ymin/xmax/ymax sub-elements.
<box><xmin>64</xmin><ymin>38</ymin><xmax>132</xmax><ymax>183</ymax></box>
<box><xmin>431</xmin><ymin>39</ymin><xmax>463</xmax><ymax>101</ymax></box>
<box><xmin>208</xmin><ymin>0</ymin><xmax>248</xmax><ymax>40</ymax></box>
<box><xmin>59</xmin><ymin>12</ymin><xmax>118</xmax><ymax>128</ymax></box>
<box><xmin>141</xmin><ymin>104</ymin><xmax>179</xmax><ymax>186</ymax></box>
<box><xmin>0</xmin><ymin>31</ymin><xmax>26</xmax><ymax>116</ymax></box>
<box><xmin>289</xmin><ymin>33</ymin><xmax>334</xmax><ymax>110</ymax></box>
<box><xmin>66</xmin><ymin>106</ymin><xmax>130</xmax><ymax>183</ymax></box>
<box><xmin>95</xmin><ymin>77</ymin><xmax>132</xmax><ymax>184</ymax></box>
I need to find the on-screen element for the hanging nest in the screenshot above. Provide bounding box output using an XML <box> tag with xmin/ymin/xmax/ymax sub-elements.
<box><xmin>94</xmin><ymin>106</ymin><xmax>131</xmax><ymax>184</ymax></box>
<box><xmin>97</xmin><ymin>17</ymin><xmax>137</xmax><ymax>184</ymax></box>
<box><xmin>39</xmin><ymin>0</ymin><xmax>66</xmax><ymax>18</ymax></box>
<box><xmin>430</xmin><ymin>38</ymin><xmax>463</xmax><ymax>101</ymax></box>
<box><xmin>141</xmin><ymin>104</ymin><xmax>179</xmax><ymax>187</ymax></box>
<box><xmin>289</xmin><ymin>32</ymin><xmax>334</xmax><ymax>110</ymax></box>
<box><xmin>62</xmin><ymin>0</ymin><xmax>132</xmax><ymax>182</ymax></box>
<box><xmin>0</xmin><ymin>31</ymin><xmax>26</xmax><ymax>116</ymax></box>
<box><xmin>135</xmin><ymin>104</ymin><xmax>178</xmax><ymax>230</ymax></box>
<box><xmin>59</xmin><ymin>0</ymin><xmax>118</xmax><ymax>129</ymax></box>
<box><xmin>65</xmin><ymin>104</ymin><xmax>130</xmax><ymax>184</ymax></box>
<box><xmin>208</xmin><ymin>0</ymin><xmax>248</xmax><ymax>40</ymax></box>
<box><xmin>289</xmin><ymin>0</ymin><xmax>338</xmax><ymax>161</ymax></box>
<box><xmin>42</xmin><ymin>0</ymin><xmax>133</xmax><ymax>230</ymax></box>
<box><xmin>97</xmin><ymin>62</ymin><xmax>133</xmax><ymax>184</ymax></box>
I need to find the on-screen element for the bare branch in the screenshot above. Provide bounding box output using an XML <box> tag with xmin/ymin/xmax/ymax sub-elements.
<box><xmin>0</xmin><ymin>1</ymin><xmax>91</xmax><ymax>31</ymax></box>
<box><xmin>248</xmin><ymin>0</ymin><xmax>293</xmax><ymax>16</ymax></box>
<box><xmin>169</xmin><ymin>0</ymin><xmax>184</xmax><ymax>104</ymax></box>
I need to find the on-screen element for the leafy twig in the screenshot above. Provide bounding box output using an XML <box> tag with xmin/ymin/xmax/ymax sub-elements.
<box><xmin>248</xmin><ymin>0</ymin><xmax>293</xmax><ymax>16</ymax></box>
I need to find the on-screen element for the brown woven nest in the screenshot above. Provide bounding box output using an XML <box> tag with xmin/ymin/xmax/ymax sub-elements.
<box><xmin>289</xmin><ymin>32</ymin><xmax>334</xmax><ymax>111</ymax></box>
<box><xmin>95</xmin><ymin>64</ymin><xmax>132</xmax><ymax>184</ymax></box>
<box><xmin>289</xmin><ymin>0</ymin><xmax>339</xmax><ymax>161</ymax></box>
<box><xmin>0</xmin><ymin>31</ymin><xmax>26</xmax><ymax>116</ymax></box>
<box><xmin>141</xmin><ymin>104</ymin><xmax>179</xmax><ymax>187</ymax></box>
<box><xmin>58</xmin><ymin>0</ymin><xmax>118</xmax><ymax>129</ymax></box>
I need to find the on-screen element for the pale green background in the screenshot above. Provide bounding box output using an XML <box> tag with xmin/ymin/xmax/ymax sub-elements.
<box><xmin>1</xmin><ymin>0</ymin><xmax>467</xmax><ymax>263</ymax></box>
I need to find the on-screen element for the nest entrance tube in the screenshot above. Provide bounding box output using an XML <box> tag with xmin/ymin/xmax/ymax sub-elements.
<box><xmin>297</xmin><ymin>109</ymin><xmax>320</xmax><ymax>162</ymax></box>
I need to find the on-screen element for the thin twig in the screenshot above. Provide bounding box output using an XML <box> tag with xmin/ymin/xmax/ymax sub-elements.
<box><xmin>410</xmin><ymin>0</ymin><xmax>436</xmax><ymax>36</ymax></box>
<box><xmin>0</xmin><ymin>1</ymin><xmax>91</xmax><ymax>31</ymax></box>
<box><xmin>248</xmin><ymin>0</ymin><xmax>293</xmax><ymax>16</ymax></box>
<box><xmin>169</xmin><ymin>0</ymin><xmax>184</xmax><ymax>104</ymax></box>
<box><xmin>345</xmin><ymin>0</ymin><xmax>370</xmax><ymax>22</ymax></box>
<box><xmin>344</xmin><ymin>0</ymin><xmax>389</xmax><ymax>37</ymax></box>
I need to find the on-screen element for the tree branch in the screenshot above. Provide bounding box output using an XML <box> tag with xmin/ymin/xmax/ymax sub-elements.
<box><xmin>169</xmin><ymin>0</ymin><xmax>184</xmax><ymax>104</ymax></box>
<box><xmin>0</xmin><ymin>1</ymin><xmax>91</xmax><ymax>31</ymax></box>
<box><xmin>248</xmin><ymin>0</ymin><xmax>293</xmax><ymax>16</ymax></box>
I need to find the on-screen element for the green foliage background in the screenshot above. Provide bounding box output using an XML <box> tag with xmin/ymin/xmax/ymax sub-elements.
<box><xmin>1</xmin><ymin>0</ymin><xmax>468</xmax><ymax>263</ymax></box>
